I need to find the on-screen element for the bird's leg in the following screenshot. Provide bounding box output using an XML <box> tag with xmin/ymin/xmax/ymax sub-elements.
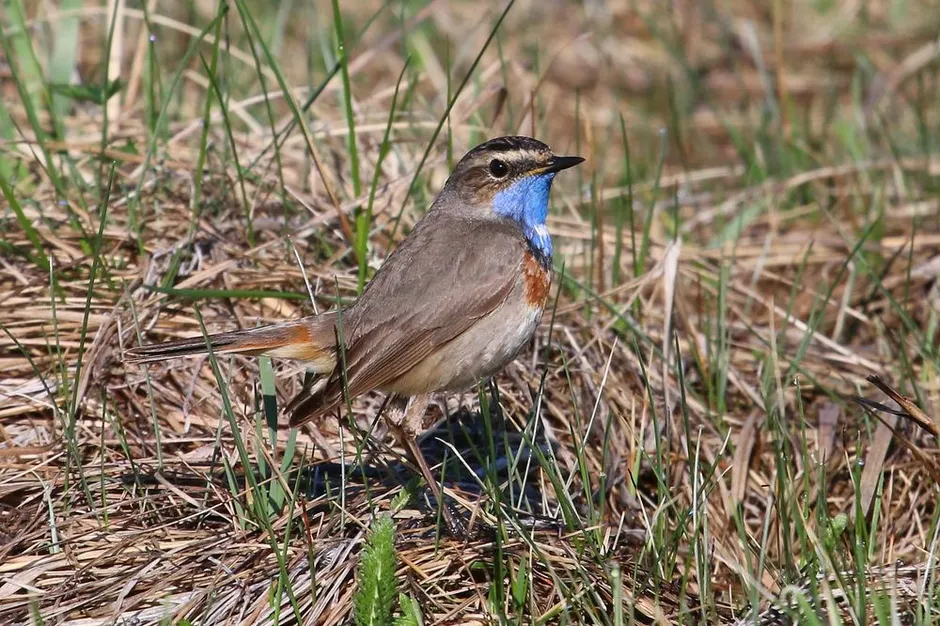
<box><xmin>386</xmin><ymin>393</ymin><xmax>465</xmax><ymax>537</ymax></box>
<box><xmin>428</xmin><ymin>392</ymin><xmax>450</xmax><ymax>422</ymax></box>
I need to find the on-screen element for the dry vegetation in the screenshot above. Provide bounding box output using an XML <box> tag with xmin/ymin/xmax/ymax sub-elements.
<box><xmin>2</xmin><ymin>0</ymin><xmax>940</xmax><ymax>624</ymax></box>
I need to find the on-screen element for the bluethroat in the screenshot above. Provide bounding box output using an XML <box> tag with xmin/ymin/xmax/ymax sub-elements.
<box><xmin>125</xmin><ymin>136</ymin><xmax>584</xmax><ymax>533</ymax></box>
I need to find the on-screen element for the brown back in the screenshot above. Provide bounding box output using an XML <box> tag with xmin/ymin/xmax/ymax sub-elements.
<box><xmin>289</xmin><ymin>211</ymin><xmax>528</xmax><ymax>425</ymax></box>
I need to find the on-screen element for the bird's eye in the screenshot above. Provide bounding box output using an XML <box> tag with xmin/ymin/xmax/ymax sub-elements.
<box><xmin>488</xmin><ymin>159</ymin><xmax>509</xmax><ymax>178</ymax></box>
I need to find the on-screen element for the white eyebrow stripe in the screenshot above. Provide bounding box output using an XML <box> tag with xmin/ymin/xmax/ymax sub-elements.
<box><xmin>514</xmin><ymin>150</ymin><xmax>548</xmax><ymax>162</ymax></box>
<box><xmin>494</xmin><ymin>149</ymin><xmax>549</xmax><ymax>167</ymax></box>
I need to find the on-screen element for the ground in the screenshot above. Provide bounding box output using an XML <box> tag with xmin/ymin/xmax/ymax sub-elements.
<box><xmin>2</xmin><ymin>0</ymin><xmax>940</xmax><ymax>624</ymax></box>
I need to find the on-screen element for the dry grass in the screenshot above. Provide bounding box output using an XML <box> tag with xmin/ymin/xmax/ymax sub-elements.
<box><xmin>2</xmin><ymin>0</ymin><xmax>940</xmax><ymax>624</ymax></box>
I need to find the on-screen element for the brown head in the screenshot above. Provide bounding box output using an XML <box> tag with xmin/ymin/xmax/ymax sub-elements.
<box><xmin>430</xmin><ymin>135</ymin><xmax>583</xmax><ymax>259</ymax></box>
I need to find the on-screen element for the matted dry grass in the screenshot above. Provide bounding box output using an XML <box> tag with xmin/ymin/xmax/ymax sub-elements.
<box><xmin>3</xmin><ymin>1</ymin><xmax>940</xmax><ymax>624</ymax></box>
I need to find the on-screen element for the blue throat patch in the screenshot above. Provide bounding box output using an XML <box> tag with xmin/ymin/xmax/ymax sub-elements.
<box><xmin>491</xmin><ymin>173</ymin><xmax>554</xmax><ymax>261</ymax></box>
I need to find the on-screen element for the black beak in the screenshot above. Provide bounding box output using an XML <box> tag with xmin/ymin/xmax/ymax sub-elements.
<box><xmin>544</xmin><ymin>155</ymin><xmax>585</xmax><ymax>174</ymax></box>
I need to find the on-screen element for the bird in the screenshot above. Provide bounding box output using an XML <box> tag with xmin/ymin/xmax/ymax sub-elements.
<box><xmin>124</xmin><ymin>135</ymin><xmax>584</xmax><ymax>533</ymax></box>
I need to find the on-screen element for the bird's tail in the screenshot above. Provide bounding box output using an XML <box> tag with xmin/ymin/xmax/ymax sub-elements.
<box><xmin>124</xmin><ymin>312</ymin><xmax>338</xmax><ymax>373</ymax></box>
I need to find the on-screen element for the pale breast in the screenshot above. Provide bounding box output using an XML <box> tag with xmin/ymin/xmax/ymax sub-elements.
<box><xmin>384</xmin><ymin>259</ymin><xmax>551</xmax><ymax>396</ymax></box>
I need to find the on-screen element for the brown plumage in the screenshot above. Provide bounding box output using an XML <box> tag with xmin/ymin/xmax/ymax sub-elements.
<box><xmin>287</xmin><ymin>215</ymin><xmax>536</xmax><ymax>426</ymax></box>
<box><xmin>125</xmin><ymin>135</ymin><xmax>583</xmax><ymax>534</ymax></box>
<box><xmin>124</xmin><ymin>314</ymin><xmax>338</xmax><ymax>371</ymax></box>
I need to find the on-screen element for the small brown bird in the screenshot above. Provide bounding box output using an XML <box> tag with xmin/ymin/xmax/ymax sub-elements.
<box><xmin>125</xmin><ymin>136</ymin><xmax>583</xmax><ymax>532</ymax></box>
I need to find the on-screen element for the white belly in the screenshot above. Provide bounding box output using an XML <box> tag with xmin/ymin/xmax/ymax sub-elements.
<box><xmin>384</xmin><ymin>298</ymin><xmax>544</xmax><ymax>396</ymax></box>
<box><xmin>454</xmin><ymin>302</ymin><xmax>543</xmax><ymax>383</ymax></box>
